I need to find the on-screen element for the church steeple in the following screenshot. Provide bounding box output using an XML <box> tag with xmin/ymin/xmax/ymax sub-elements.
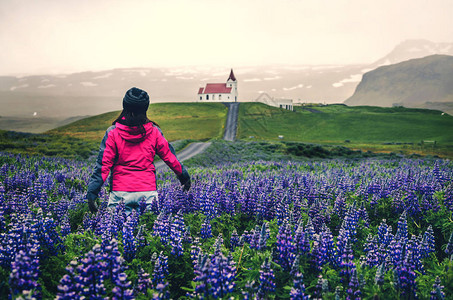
<box><xmin>227</xmin><ymin>69</ymin><xmax>236</xmax><ymax>82</ymax></box>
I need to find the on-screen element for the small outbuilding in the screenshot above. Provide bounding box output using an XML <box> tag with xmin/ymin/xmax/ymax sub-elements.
<box><xmin>256</xmin><ymin>93</ymin><xmax>293</xmax><ymax>111</ymax></box>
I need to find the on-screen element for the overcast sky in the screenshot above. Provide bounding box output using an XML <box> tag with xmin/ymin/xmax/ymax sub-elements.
<box><xmin>1</xmin><ymin>0</ymin><xmax>452</xmax><ymax>75</ymax></box>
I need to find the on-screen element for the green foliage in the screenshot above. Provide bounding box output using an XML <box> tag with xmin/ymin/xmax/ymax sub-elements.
<box><xmin>68</xmin><ymin>203</ymin><xmax>90</xmax><ymax>232</ymax></box>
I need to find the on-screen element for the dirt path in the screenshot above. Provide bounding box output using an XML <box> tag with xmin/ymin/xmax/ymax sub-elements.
<box><xmin>223</xmin><ymin>102</ymin><xmax>239</xmax><ymax>141</ymax></box>
<box><xmin>154</xmin><ymin>142</ymin><xmax>212</xmax><ymax>171</ymax></box>
<box><xmin>156</xmin><ymin>102</ymin><xmax>238</xmax><ymax>171</ymax></box>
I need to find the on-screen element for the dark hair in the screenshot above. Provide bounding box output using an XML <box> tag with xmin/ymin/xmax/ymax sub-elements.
<box><xmin>113</xmin><ymin>109</ymin><xmax>159</xmax><ymax>135</ymax></box>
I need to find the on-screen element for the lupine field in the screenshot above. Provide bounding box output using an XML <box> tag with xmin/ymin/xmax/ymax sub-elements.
<box><xmin>1</xmin><ymin>152</ymin><xmax>453</xmax><ymax>299</ymax></box>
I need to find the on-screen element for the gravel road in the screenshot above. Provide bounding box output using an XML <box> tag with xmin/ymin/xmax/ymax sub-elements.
<box><xmin>156</xmin><ymin>102</ymin><xmax>239</xmax><ymax>171</ymax></box>
<box><xmin>154</xmin><ymin>142</ymin><xmax>212</xmax><ymax>171</ymax></box>
<box><xmin>223</xmin><ymin>102</ymin><xmax>239</xmax><ymax>141</ymax></box>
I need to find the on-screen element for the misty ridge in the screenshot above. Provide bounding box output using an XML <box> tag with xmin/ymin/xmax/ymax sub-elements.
<box><xmin>0</xmin><ymin>39</ymin><xmax>452</xmax><ymax>133</ymax></box>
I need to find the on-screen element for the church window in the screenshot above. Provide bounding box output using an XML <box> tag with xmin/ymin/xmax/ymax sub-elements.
<box><xmin>219</xmin><ymin>94</ymin><xmax>222</xmax><ymax>100</ymax></box>
<box><xmin>207</xmin><ymin>95</ymin><xmax>209</xmax><ymax>100</ymax></box>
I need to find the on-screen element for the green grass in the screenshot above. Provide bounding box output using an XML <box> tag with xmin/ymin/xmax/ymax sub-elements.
<box><xmin>238</xmin><ymin>103</ymin><xmax>453</xmax><ymax>157</ymax></box>
<box><xmin>48</xmin><ymin>103</ymin><xmax>228</xmax><ymax>142</ymax></box>
<box><xmin>0</xmin><ymin>103</ymin><xmax>227</xmax><ymax>159</ymax></box>
<box><xmin>2</xmin><ymin>102</ymin><xmax>453</xmax><ymax>159</ymax></box>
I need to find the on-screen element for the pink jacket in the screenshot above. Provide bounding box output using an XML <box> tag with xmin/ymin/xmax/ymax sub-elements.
<box><xmin>87</xmin><ymin>122</ymin><xmax>183</xmax><ymax>197</ymax></box>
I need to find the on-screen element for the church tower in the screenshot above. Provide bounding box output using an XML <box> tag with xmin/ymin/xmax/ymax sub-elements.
<box><xmin>226</xmin><ymin>69</ymin><xmax>238</xmax><ymax>102</ymax></box>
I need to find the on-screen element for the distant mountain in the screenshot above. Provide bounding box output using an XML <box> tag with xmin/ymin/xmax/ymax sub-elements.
<box><xmin>345</xmin><ymin>55</ymin><xmax>453</xmax><ymax>113</ymax></box>
<box><xmin>371</xmin><ymin>39</ymin><xmax>453</xmax><ymax>68</ymax></box>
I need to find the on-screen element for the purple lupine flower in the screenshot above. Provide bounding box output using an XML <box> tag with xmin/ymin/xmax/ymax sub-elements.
<box><xmin>305</xmin><ymin>217</ymin><xmax>315</xmax><ymax>241</ymax></box>
<box><xmin>152</xmin><ymin>212</ymin><xmax>170</xmax><ymax>245</ymax></box>
<box><xmin>112</xmin><ymin>272</ymin><xmax>134</xmax><ymax>300</ymax></box>
<box><xmin>444</xmin><ymin>184</ymin><xmax>453</xmax><ymax>212</ymax></box>
<box><xmin>275</xmin><ymin>198</ymin><xmax>289</xmax><ymax>225</ymax></box>
<box><xmin>182</xmin><ymin>225</ymin><xmax>193</xmax><ymax>244</ymax></box>
<box><xmin>250</xmin><ymin>225</ymin><xmax>261</xmax><ymax>250</ymax></box>
<box><xmin>363</xmin><ymin>234</ymin><xmax>380</xmax><ymax>267</ymax></box>
<box><xmin>294</xmin><ymin>222</ymin><xmax>310</xmax><ymax>255</ymax></box>
<box><xmin>152</xmin><ymin>252</ymin><xmax>168</xmax><ymax>289</ymax></box>
<box><xmin>290</xmin><ymin>255</ymin><xmax>301</xmax><ymax>278</ymax></box>
<box><xmin>406</xmin><ymin>234</ymin><xmax>424</xmax><ymax>273</ymax></box>
<box><xmin>139</xmin><ymin>196</ymin><xmax>148</xmax><ymax>215</ymax></box>
<box><xmin>393</xmin><ymin>250</ymin><xmax>417</xmax><ymax>299</ymax></box>
<box><xmin>9</xmin><ymin>248</ymin><xmax>41</xmax><ymax>299</ymax></box>
<box><xmin>135</xmin><ymin>267</ymin><xmax>152</xmax><ymax>296</ymax></box>
<box><xmin>122</xmin><ymin>215</ymin><xmax>136</xmax><ymax>263</ymax></box>
<box><xmin>60</xmin><ymin>216</ymin><xmax>71</xmax><ymax>238</ymax></box>
<box><xmin>170</xmin><ymin>210</ymin><xmax>185</xmax><ymax>256</ymax></box>
<box><xmin>136</xmin><ymin>224</ymin><xmax>147</xmax><ymax>250</ymax></box>
<box><xmin>190</xmin><ymin>238</ymin><xmax>202</xmax><ymax>268</ymax></box>
<box><xmin>387</xmin><ymin>238</ymin><xmax>404</xmax><ymax>268</ymax></box>
<box><xmin>56</xmin><ymin>273</ymin><xmax>78</xmax><ymax>299</ymax></box>
<box><xmin>430</xmin><ymin>276</ymin><xmax>445</xmax><ymax>300</ymax></box>
<box><xmin>377</xmin><ymin>219</ymin><xmax>390</xmax><ymax>246</ymax></box>
<box><xmin>312</xmin><ymin>275</ymin><xmax>328</xmax><ymax>300</ymax></box>
<box><xmin>73</xmin><ymin>246</ymin><xmax>107</xmax><ymax>300</ymax></box>
<box><xmin>240</xmin><ymin>230</ymin><xmax>252</xmax><ymax>245</ymax></box>
<box><xmin>100</xmin><ymin>239</ymin><xmax>125</xmax><ymax>282</ymax></box>
<box><xmin>258</xmin><ymin>222</ymin><xmax>270</xmax><ymax>251</ymax></box>
<box><xmin>319</xmin><ymin>225</ymin><xmax>336</xmax><ymax>267</ymax></box>
<box><xmin>152</xmin><ymin>282</ymin><xmax>170</xmax><ymax>300</ymax></box>
<box><xmin>200</xmin><ymin>217</ymin><xmax>212</xmax><ymax>239</ymax></box>
<box><xmin>333</xmin><ymin>194</ymin><xmax>347</xmax><ymax>219</ymax></box>
<box><xmin>257</xmin><ymin>257</ymin><xmax>276</xmax><ymax>299</ymax></box>
<box><xmin>275</xmin><ymin>221</ymin><xmax>296</xmax><ymax>271</ymax></box>
<box><xmin>115</xmin><ymin>199</ymin><xmax>127</xmax><ymax>232</ymax></box>
<box><xmin>346</xmin><ymin>268</ymin><xmax>361</xmax><ymax>300</ymax></box>
<box><xmin>230</xmin><ymin>229</ymin><xmax>239</xmax><ymax>251</ymax></box>
<box><xmin>242</xmin><ymin>280</ymin><xmax>257</xmax><ymax>300</ymax></box>
<box><xmin>36</xmin><ymin>211</ymin><xmax>64</xmax><ymax>255</ymax></box>
<box><xmin>290</xmin><ymin>272</ymin><xmax>309</xmax><ymax>300</ymax></box>
<box><xmin>358</xmin><ymin>202</ymin><xmax>370</xmax><ymax>227</ymax></box>
<box><xmin>395</xmin><ymin>211</ymin><xmax>408</xmax><ymax>242</ymax></box>
<box><xmin>374</xmin><ymin>263</ymin><xmax>385</xmax><ymax>286</ymax></box>
<box><xmin>339</xmin><ymin>242</ymin><xmax>355</xmax><ymax>285</ymax></box>
<box><xmin>193</xmin><ymin>254</ymin><xmax>210</xmax><ymax>298</ymax></box>
<box><xmin>445</xmin><ymin>231</ymin><xmax>453</xmax><ymax>257</ymax></box>
<box><xmin>208</xmin><ymin>253</ymin><xmax>236</xmax><ymax>298</ymax></box>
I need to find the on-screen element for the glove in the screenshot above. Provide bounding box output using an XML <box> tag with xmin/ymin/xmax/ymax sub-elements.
<box><xmin>87</xmin><ymin>192</ymin><xmax>99</xmax><ymax>214</ymax></box>
<box><xmin>178</xmin><ymin>167</ymin><xmax>191</xmax><ymax>192</ymax></box>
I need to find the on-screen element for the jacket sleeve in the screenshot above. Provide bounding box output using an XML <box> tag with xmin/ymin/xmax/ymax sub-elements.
<box><xmin>86</xmin><ymin>126</ymin><xmax>116</xmax><ymax>200</ymax></box>
<box><xmin>154</xmin><ymin>127</ymin><xmax>183</xmax><ymax>176</ymax></box>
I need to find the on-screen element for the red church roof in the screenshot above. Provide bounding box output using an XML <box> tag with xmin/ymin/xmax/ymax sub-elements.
<box><xmin>202</xmin><ymin>83</ymin><xmax>232</xmax><ymax>94</ymax></box>
<box><xmin>198</xmin><ymin>87</ymin><xmax>204</xmax><ymax>94</ymax></box>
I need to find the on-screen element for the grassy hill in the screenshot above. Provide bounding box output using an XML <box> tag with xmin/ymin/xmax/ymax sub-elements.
<box><xmin>1</xmin><ymin>102</ymin><xmax>453</xmax><ymax>159</ymax></box>
<box><xmin>48</xmin><ymin>102</ymin><xmax>228</xmax><ymax>142</ymax></box>
<box><xmin>0</xmin><ymin>103</ymin><xmax>227</xmax><ymax>158</ymax></box>
<box><xmin>238</xmin><ymin>102</ymin><xmax>453</xmax><ymax>157</ymax></box>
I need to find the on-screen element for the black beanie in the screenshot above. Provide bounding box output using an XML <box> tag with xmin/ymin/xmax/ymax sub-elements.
<box><xmin>123</xmin><ymin>87</ymin><xmax>150</xmax><ymax>113</ymax></box>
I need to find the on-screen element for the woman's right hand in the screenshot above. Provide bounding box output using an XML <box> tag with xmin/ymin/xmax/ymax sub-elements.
<box><xmin>87</xmin><ymin>193</ymin><xmax>99</xmax><ymax>213</ymax></box>
<box><xmin>178</xmin><ymin>167</ymin><xmax>191</xmax><ymax>192</ymax></box>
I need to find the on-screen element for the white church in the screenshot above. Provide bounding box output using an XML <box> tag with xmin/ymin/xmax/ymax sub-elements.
<box><xmin>197</xmin><ymin>69</ymin><xmax>238</xmax><ymax>102</ymax></box>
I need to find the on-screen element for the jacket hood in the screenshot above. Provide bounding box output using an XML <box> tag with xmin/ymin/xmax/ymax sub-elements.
<box><xmin>116</xmin><ymin>122</ymin><xmax>154</xmax><ymax>143</ymax></box>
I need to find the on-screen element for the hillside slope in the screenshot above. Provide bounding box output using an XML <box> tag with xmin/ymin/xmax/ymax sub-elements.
<box><xmin>48</xmin><ymin>102</ymin><xmax>228</xmax><ymax>142</ymax></box>
<box><xmin>238</xmin><ymin>102</ymin><xmax>453</xmax><ymax>157</ymax></box>
<box><xmin>345</xmin><ymin>55</ymin><xmax>453</xmax><ymax>110</ymax></box>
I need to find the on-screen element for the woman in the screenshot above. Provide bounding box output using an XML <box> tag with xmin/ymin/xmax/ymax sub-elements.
<box><xmin>86</xmin><ymin>87</ymin><xmax>191</xmax><ymax>214</ymax></box>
